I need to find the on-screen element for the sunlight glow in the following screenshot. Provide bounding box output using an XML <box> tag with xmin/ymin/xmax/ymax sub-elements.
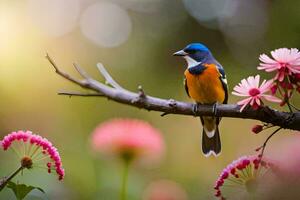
<box><xmin>27</xmin><ymin>0</ymin><xmax>80</xmax><ymax>37</ymax></box>
<box><xmin>0</xmin><ymin>7</ymin><xmax>19</xmax><ymax>55</ymax></box>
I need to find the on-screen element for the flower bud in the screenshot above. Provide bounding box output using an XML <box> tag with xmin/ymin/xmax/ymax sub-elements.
<box><xmin>252</xmin><ymin>125</ymin><xmax>263</xmax><ymax>134</ymax></box>
<box><xmin>295</xmin><ymin>73</ymin><xmax>300</xmax><ymax>81</ymax></box>
<box><xmin>287</xmin><ymin>83</ymin><xmax>294</xmax><ymax>90</ymax></box>
<box><xmin>270</xmin><ymin>84</ymin><xmax>278</xmax><ymax>94</ymax></box>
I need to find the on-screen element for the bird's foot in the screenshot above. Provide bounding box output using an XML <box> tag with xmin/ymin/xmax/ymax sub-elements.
<box><xmin>212</xmin><ymin>102</ymin><xmax>219</xmax><ymax>117</ymax></box>
<box><xmin>193</xmin><ymin>103</ymin><xmax>200</xmax><ymax>116</ymax></box>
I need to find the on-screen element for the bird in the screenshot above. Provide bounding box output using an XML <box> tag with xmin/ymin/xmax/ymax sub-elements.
<box><xmin>173</xmin><ymin>43</ymin><xmax>228</xmax><ymax>157</ymax></box>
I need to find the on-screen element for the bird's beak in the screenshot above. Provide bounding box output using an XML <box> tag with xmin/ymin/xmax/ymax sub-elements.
<box><xmin>173</xmin><ymin>50</ymin><xmax>187</xmax><ymax>56</ymax></box>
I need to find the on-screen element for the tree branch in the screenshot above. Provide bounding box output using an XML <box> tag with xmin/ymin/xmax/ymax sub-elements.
<box><xmin>46</xmin><ymin>55</ymin><xmax>300</xmax><ymax>131</ymax></box>
<box><xmin>58</xmin><ymin>91</ymin><xmax>104</xmax><ymax>97</ymax></box>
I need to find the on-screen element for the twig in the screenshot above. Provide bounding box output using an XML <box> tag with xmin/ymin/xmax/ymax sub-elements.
<box><xmin>46</xmin><ymin>55</ymin><xmax>300</xmax><ymax>131</ymax></box>
<box><xmin>46</xmin><ymin>53</ymin><xmax>83</xmax><ymax>86</ymax></box>
<box><xmin>97</xmin><ymin>63</ymin><xmax>124</xmax><ymax>90</ymax></box>
<box><xmin>160</xmin><ymin>112</ymin><xmax>169</xmax><ymax>117</ymax></box>
<box><xmin>58</xmin><ymin>91</ymin><xmax>104</xmax><ymax>97</ymax></box>
<box><xmin>290</xmin><ymin>103</ymin><xmax>300</xmax><ymax>112</ymax></box>
<box><xmin>286</xmin><ymin>99</ymin><xmax>293</xmax><ymax>113</ymax></box>
<box><xmin>73</xmin><ymin>63</ymin><xmax>91</xmax><ymax>79</ymax></box>
<box><xmin>258</xmin><ymin>127</ymin><xmax>282</xmax><ymax>160</ymax></box>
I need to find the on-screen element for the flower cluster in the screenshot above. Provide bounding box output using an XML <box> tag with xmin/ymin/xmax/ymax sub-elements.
<box><xmin>0</xmin><ymin>130</ymin><xmax>65</xmax><ymax>180</ymax></box>
<box><xmin>214</xmin><ymin>155</ymin><xmax>273</xmax><ymax>200</ymax></box>
<box><xmin>258</xmin><ymin>48</ymin><xmax>300</xmax><ymax>105</ymax></box>
<box><xmin>232</xmin><ymin>48</ymin><xmax>300</xmax><ymax>111</ymax></box>
<box><xmin>91</xmin><ymin>118</ymin><xmax>164</xmax><ymax>163</ymax></box>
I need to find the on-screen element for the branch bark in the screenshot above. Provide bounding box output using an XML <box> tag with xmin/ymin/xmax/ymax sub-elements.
<box><xmin>46</xmin><ymin>55</ymin><xmax>300</xmax><ymax>131</ymax></box>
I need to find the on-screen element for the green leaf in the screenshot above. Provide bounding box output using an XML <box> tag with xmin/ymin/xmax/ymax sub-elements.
<box><xmin>7</xmin><ymin>181</ymin><xmax>45</xmax><ymax>200</ymax></box>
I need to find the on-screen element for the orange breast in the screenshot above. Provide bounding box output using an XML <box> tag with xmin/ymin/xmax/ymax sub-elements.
<box><xmin>184</xmin><ymin>64</ymin><xmax>225</xmax><ymax>104</ymax></box>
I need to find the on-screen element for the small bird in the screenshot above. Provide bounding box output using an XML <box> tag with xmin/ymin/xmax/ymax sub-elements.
<box><xmin>173</xmin><ymin>43</ymin><xmax>228</xmax><ymax>157</ymax></box>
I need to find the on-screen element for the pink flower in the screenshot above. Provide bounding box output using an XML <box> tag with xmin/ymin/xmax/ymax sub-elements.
<box><xmin>91</xmin><ymin>118</ymin><xmax>164</xmax><ymax>163</ymax></box>
<box><xmin>232</xmin><ymin>75</ymin><xmax>281</xmax><ymax>111</ymax></box>
<box><xmin>270</xmin><ymin>134</ymin><xmax>300</xmax><ymax>179</ymax></box>
<box><xmin>258</xmin><ymin>48</ymin><xmax>300</xmax><ymax>82</ymax></box>
<box><xmin>0</xmin><ymin>130</ymin><xmax>65</xmax><ymax>180</ymax></box>
<box><xmin>214</xmin><ymin>155</ymin><xmax>274</xmax><ymax>200</ymax></box>
<box><xmin>142</xmin><ymin>180</ymin><xmax>188</xmax><ymax>200</ymax></box>
<box><xmin>255</xmin><ymin>135</ymin><xmax>300</xmax><ymax>198</ymax></box>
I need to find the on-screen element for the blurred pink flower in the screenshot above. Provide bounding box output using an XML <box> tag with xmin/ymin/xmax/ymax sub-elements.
<box><xmin>258</xmin><ymin>48</ymin><xmax>300</xmax><ymax>82</ymax></box>
<box><xmin>0</xmin><ymin>130</ymin><xmax>65</xmax><ymax>180</ymax></box>
<box><xmin>142</xmin><ymin>179</ymin><xmax>188</xmax><ymax>200</ymax></box>
<box><xmin>91</xmin><ymin>118</ymin><xmax>164</xmax><ymax>162</ymax></box>
<box><xmin>256</xmin><ymin>134</ymin><xmax>300</xmax><ymax>199</ymax></box>
<box><xmin>214</xmin><ymin>155</ymin><xmax>274</xmax><ymax>200</ymax></box>
<box><xmin>270</xmin><ymin>134</ymin><xmax>300</xmax><ymax>179</ymax></box>
<box><xmin>232</xmin><ymin>75</ymin><xmax>281</xmax><ymax>111</ymax></box>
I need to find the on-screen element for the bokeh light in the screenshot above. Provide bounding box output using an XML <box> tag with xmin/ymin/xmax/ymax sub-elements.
<box><xmin>111</xmin><ymin>0</ymin><xmax>163</xmax><ymax>13</ymax></box>
<box><xmin>80</xmin><ymin>2</ymin><xmax>132</xmax><ymax>48</ymax></box>
<box><xmin>27</xmin><ymin>0</ymin><xmax>80</xmax><ymax>37</ymax></box>
<box><xmin>182</xmin><ymin>0</ymin><xmax>237</xmax><ymax>29</ymax></box>
<box><xmin>218</xmin><ymin>0</ymin><xmax>268</xmax><ymax>44</ymax></box>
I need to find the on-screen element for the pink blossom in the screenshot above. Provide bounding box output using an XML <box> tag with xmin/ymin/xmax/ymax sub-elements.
<box><xmin>258</xmin><ymin>48</ymin><xmax>300</xmax><ymax>82</ymax></box>
<box><xmin>250</xmin><ymin>135</ymin><xmax>300</xmax><ymax>198</ymax></box>
<box><xmin>270</xmin><ymin>135</ymin><xmax>300</xmax><ymax>179</ymax></box>
<box><xmin>0</xmin><ymin>130</ymin><xmax>65</xmax><ymax>180</ymax></box>
<box><xmin>142</xmin><ymin>180</ymin><xmax>188</xmax><ymax>200</ymax></box>
<box><xmin>91</xmin><ymin>118</ymin><xmax>164</xmax><ymax>162</ymax></box>
<box><xmin>232</xmin><ymin>75</ymin><xmax>281</xmax><ymax>111</ymax></box>
<box><xmin>214</xmin><ymin>155</ymin><xmax>274</xmax><ymax>200</ymax></box>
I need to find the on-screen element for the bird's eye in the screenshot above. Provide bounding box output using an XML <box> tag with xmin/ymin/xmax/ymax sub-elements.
<box><xmin>185</xmin><ymin>49</ymin><xmax>196</xmax><ymax>54</ymax></box>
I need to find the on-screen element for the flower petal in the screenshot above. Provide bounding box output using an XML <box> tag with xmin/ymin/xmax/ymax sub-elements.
<box><xmin>259</xmin><ymin>79</ymin><xmax>274</xmax><ymax>93</ymax></box>
<box><xmin>262</xmin><ymin>94</ymin><xmax>282</xmax><ymax>103</ymax></box>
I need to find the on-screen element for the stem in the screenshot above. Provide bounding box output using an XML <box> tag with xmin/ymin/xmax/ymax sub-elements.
<box><xmin>120</xmin><ymin>159</ymin><xmax>131</xmax><ymax>200</ymax></box>
<box><xmin>286</xmin><ymin>99</ymin><xmax>293</xmax><ymax>113</ymax></box>
<box><xmin>259</xmin><ymin>127</ymin><xmax>282</xmax><ymax>161</ymax></box>
<box><xmin>0</xmin><ymin>166</ymin><xmax>23</xmax><ymax>192</ymax></box>
<box><xmin>289</xmin><ymin>103</ymin><xmax>300</xmax><ymax>111</ymax></box>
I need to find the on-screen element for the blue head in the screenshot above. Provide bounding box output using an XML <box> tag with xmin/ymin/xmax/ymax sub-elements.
<box><xmin>173</xmin><ymin>43</ymin><xmax>214</xmax><ymax>67</ymax></box>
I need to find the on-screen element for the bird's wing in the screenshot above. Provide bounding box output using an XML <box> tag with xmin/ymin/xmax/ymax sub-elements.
<box><xmin>217</xmin><ymin>64</ymin><xmax>228</xmax><ymax>104</ymax></box>
<box><xmin>184</xmin><ymin>76</ymin><xmax>190</xmax><ymax>97</ymax></box>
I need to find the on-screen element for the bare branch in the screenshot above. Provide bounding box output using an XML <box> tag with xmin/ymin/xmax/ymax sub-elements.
<box><xmin>46</xmin><ymin>53</ymin><xmax>83</xmax><ymax>86</ymax></box>
<box><xmin>96</xmin><ymin>63</ymin><xmax>124</xmax><ymax>90</ymax></box>
<box><xmin>47</xmin><ymin>55</ymin><xmax>300</xmax><ymax>131</ymax></box>
<box><xmin>73</xmin><ymin>63</ymin><xmax>91</xmax><ymax>79</ymax></box>
<box><xmin>58</xmin><ymin>91</ymin><xmax>104</xmax><ymax>97</ymax></box>
<box><xmin>46</xmin><ymin>54</ymin><xmax>108</xmax><ymax>90</ymax></box>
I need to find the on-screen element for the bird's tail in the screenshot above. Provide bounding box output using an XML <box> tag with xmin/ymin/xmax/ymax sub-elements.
<box><xmin>200</xmin><ymin>117</ymin><xmax>221</xmax><ymax>157</ymax></box>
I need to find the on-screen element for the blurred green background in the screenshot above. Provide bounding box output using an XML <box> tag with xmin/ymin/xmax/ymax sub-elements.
<box><xmin>0</xmin><ymin>0</ymin><xmax>299</xmax><ymax>199</ymax></box>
